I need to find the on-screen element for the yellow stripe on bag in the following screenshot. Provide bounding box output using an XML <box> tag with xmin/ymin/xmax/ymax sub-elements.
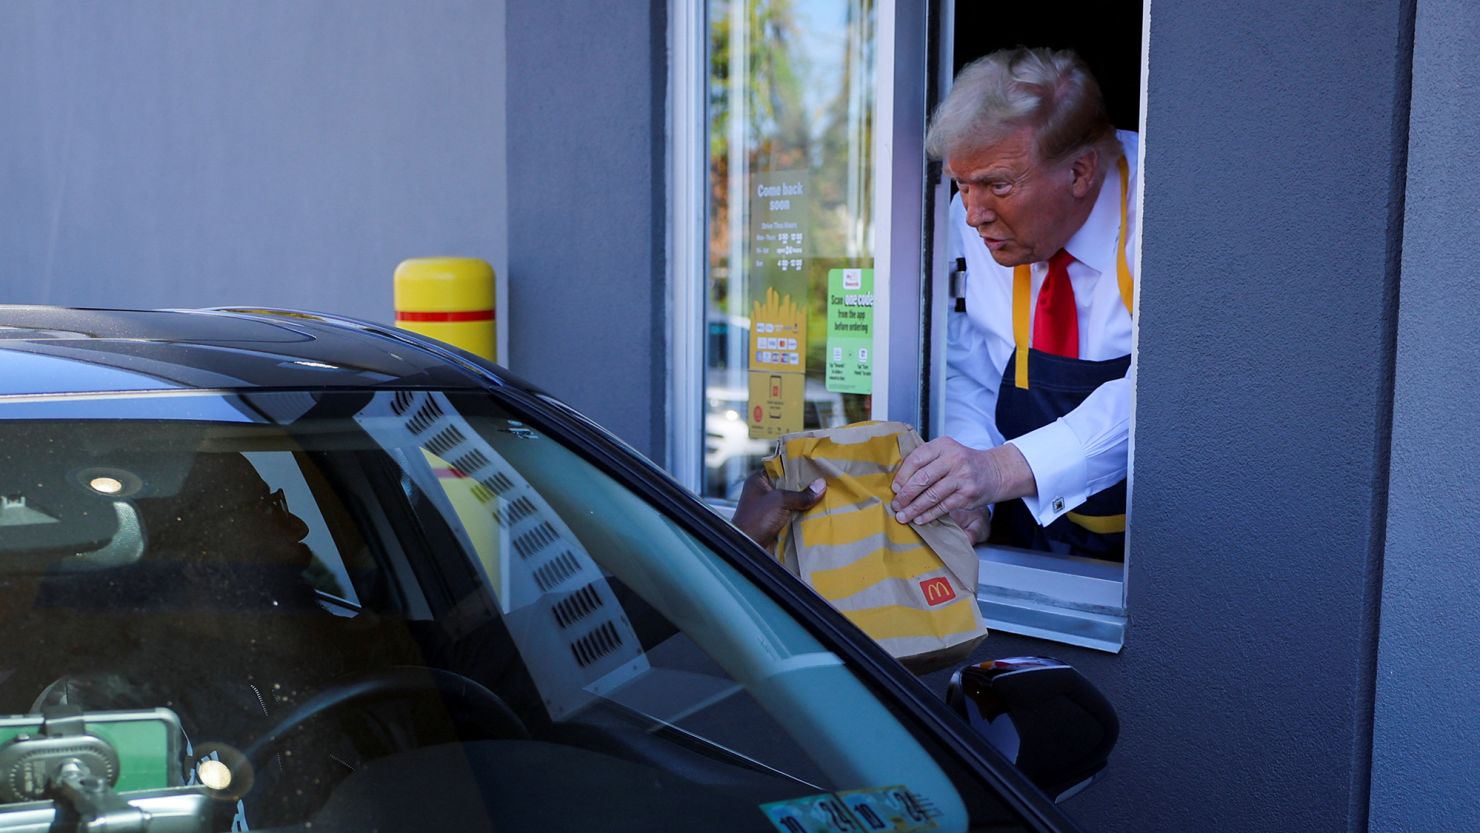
<box><xmin>786</xmin><ymin>435</ymin><xmax>902</xmax><ymax>466</ymax></box>
<box><xmin>822</xmin><ymin>471</ymin><xmax>897</xmax><ymax>500</ymax></box>
<box><xmin>798</xmin><ymin>507</ymin><xmax>921</xmax><ymax>548</ymax></box>
<box><xmin>782</xmin><ymin>458</ymin><xmax>896</xmax><ymax>482</ymax></box>
<box><xmin>1065</xmin><ymin>512</ymin><xmax>1126</xmax><ymax>534</ymax></box>
<box><xmin>808</xmin><ymin>545</ymin><xmax>945</xmax><ymax>599</ymax></box>
<box><xmin>840</xmin><ymin>597</ymin><xmax>982</xmax><ymax>641</ymax></box>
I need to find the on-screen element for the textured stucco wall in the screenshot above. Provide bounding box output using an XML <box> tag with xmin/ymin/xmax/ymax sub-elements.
<box><xmin>1369</xmin><ymin>1</ymin><xmax>1480</xmax><ymax>830</ymax></box>
<box><xmin>0</xmin><ymin>1</ymin><xmax>506</xmax><ymax>328</ymax></box>
<box><xmin>1116</xmin><ymin>5</ymin><xmax>1409</xmax><ymax>828</ymax></box>
<box><xmin>503</xmin><ymin>0</ymin><xmax>669</xmax><ymax>462</ymax></box>
<box><xmin>934</xmin><ymin>3</ymin><xmax>1414</xmax><ymax>832</ymax></box>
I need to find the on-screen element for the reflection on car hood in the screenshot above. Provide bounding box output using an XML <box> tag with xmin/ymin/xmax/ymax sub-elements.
<box><xmin>0</xmin><ymin>307</ymin><xmax>486</xmax><ymax>396</ymax></box>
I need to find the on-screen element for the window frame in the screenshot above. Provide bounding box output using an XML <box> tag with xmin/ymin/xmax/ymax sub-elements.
<box><xmin>668</xmin><ymin>0</ymin><xmax>1147</xmax><ymax>652</ymax></box>
<box><xmin>665</xmin><ymin>0</ymin><xmax>707</xmax><ymax>492</ymax></box>
<box><xmin>925</xmin><ymin>2</ymin><xmax>1148</xmax><ymax>653</ymax></box>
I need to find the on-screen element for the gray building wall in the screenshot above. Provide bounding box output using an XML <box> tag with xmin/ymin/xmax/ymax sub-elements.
<box><xmin>930</xmin><ymin>2</ymin><xmax>1416</xmax><ymax>832</ymax></box>
<box><xmin>0</xmin><ymin>0</ymin><xmax>669</xmax><ymax>463</ymax></box>
<box><xmin>0</xmin><ymin>0</ymin><xmax>507</xmax><ymax>336</ymax></box>
<box><xmin>1104</xmin><ymin>1</ymin><xmax>1409</xmax><ymax>828</ymax></box>
<box><xmin>1370</xmin><ymin>1</ymin><xmax>1480</xmax><ymax>830</ymax></box>
<box><xmin>504</xmin><ymin>0</ymin><xmax>669</xmax><ymax>462</ymax></box>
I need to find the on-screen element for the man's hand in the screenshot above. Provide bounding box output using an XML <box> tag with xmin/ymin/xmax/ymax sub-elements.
<box><xmin>949</xmin><ymin>507</ymin><xmax>992</xmax><ymax>545</ymax></box>
<box><xmin>731</xmin><ymin>471</ymin><xmax>826</xmax><ymax>550</ymax></box>
<box><xmin>890</xmin><ymin>437</ymin><xmax>1036</xmax><ymax>526</ymax></box>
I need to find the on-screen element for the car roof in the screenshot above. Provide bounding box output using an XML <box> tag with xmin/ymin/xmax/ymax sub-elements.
<box><xmin>0</xmin><ymin>306</ymin><xmax>494</xmax><ymax>396</ymax></box>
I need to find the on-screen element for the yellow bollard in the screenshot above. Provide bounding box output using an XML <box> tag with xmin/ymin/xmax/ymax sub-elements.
<box><xmin>393</xmin><ymin>257</ymin><xmax>497</xmax><ymax>361</ymax></box>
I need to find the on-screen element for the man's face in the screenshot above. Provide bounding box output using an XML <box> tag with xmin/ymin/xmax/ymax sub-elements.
<box><xmin>946</xmin><ymin>127</ymin><xmax>1089</xmax><ymax>267</ymax></box>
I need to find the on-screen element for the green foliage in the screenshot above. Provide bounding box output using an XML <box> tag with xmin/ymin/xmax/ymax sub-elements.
<box><xmin>707</xmin><ymin>0</ymin><xmax>876</xmax><ymax>429</ymax></box>
<box><xmin>708</xmin><ymin>0</ymin><xmax>876</xmax><ymax>320</ymax></box>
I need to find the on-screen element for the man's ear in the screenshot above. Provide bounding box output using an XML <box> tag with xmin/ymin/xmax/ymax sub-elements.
<box><xmin>1069</xmin><ymin>148</ymin><xmax>1099</xmax><ymax>199</ymax></box>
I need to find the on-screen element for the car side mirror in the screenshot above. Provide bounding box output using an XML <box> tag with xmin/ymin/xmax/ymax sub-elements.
<box><xmin>946</xmin><ymin>656</ymin><xmax>1117</xmax><ymax>803</ymax></box>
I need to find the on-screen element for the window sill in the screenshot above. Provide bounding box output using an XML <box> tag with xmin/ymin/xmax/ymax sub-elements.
<box><xmin>703</xmin><ymin>500</ymin><xmax>1126</xmax><ymax>653</ymax></box>
<box><xmin>976</xmin><ymin>545</ymin><xmax>1125</xmax><ymax>653</ymax></box>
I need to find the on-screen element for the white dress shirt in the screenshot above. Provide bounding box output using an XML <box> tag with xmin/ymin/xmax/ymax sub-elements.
<box><xmin>944</xmin><ymin>130</ymin><xmax>1139</xmax><ymax>527</ymax></box>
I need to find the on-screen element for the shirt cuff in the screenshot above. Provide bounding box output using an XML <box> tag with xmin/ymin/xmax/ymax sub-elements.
<box><xmin>1007</xmin><ymin>419</ymin><xmax>1089</xmax><ymax>526</ymax></box>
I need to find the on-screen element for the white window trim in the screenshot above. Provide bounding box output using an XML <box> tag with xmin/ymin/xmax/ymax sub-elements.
<box><xmin>666</xmin><ymin>0</ymin><xmax>706</xmax><ymax>492</ymax></box>
<box><xmin>977</xmin><ymin>546</ymin><xmax>1126</xmax><ymax>653</ymax></box>
<box><xmin>871</xmin><ymin>0</ymin><xmax>925</xmax><ymax>423</ymax></box>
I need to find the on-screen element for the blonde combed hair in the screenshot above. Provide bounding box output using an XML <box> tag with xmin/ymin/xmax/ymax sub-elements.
<box><xmin>926</xmin><ymin>47</ymin><xmax>1120</xmax><ymax>167</ymax></box>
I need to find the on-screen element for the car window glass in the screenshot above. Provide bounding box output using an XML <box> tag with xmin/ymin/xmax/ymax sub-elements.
<box><xmin>364</xmin><ymin>392</ymin><xmax>966</xmax><ymax>807</ymax></box>
<box><xmin>0</xmin><ymin>390</ymin><xmax>1030</xmax><ymax>833</ymax></box>
<box><xmin>243</xmin><ymin>450</ymin><xmax>360</xmax><ymax>607</ymax></box>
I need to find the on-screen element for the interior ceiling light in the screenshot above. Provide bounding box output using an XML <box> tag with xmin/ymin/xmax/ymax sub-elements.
<box><xmin>75</xmin><ymin>467</ymin><xmax>143</xmax><ymax>498</ymax></box>
<box><xmin>88</xmin><ymin>476</ymin><xmax>124</xmax><ymax>495</ymax></box>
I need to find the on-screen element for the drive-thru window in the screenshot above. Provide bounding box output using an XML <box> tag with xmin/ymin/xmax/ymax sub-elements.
<box><xmin>670</xmin><ymin>0</ymin><xmax>1147</xmax><ymax>651</ymax></box>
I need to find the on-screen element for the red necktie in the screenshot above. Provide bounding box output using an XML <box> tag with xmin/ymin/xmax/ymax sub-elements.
<box><xmin>1032</xmin><ymin>249</ymin><xmax>1079</xmax><ymax>358</ymax></box>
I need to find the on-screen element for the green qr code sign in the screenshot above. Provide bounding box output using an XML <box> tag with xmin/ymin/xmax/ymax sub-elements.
<box><xmin>825</xmin><ymin>268</ymin><xmax>874</xmax><ymax>394</ymax></box>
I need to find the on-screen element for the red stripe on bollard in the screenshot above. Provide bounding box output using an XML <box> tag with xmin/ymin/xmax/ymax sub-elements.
<box><xmin>395</xmin><ymin>309</ymin><xmax>495</xmax><ymax>323</ymax></box>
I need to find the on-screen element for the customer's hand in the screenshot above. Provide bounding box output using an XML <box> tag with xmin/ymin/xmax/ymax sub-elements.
<box><xmin>731</xmin><ymin>471</ymin><xmax>826</xmax><ymax>550</ymax></box>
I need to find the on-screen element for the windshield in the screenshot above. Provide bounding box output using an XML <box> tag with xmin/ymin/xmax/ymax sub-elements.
<box><xmin>0</xmin><ymin>389</ymin><xmax>1008</xmax><ymax>833</ymax></box>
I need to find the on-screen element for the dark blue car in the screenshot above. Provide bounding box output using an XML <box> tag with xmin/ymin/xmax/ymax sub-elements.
<box><xmin>0</xmin><ymin>306</ymin><xmax>1108</xmax><ymax>833</ymax></box>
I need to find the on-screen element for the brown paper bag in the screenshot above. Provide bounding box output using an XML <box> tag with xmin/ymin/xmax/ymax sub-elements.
<box><xmin>764</xmin><ymin>421</ymin><xmax>987</xmax><ymax>673</ymax></box>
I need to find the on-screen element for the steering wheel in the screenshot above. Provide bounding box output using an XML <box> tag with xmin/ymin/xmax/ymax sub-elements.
<box><xmin>241</xmin><ymin>665</ymin><xmax>529</xmax><ymax>766</ymax></box>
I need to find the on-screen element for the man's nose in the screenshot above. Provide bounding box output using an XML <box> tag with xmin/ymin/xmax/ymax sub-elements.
<box><xmin>964</xmin><ymin>197</ymin><xmax>995</xmax><ymax>228</ymax></box>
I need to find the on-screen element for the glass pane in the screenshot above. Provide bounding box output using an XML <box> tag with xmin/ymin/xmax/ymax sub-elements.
<box><xmin>704</xmin><ymin>0</ymin><xmax>876</xmax><ymax>500</ymax></box>
<box><xmin>0</xmin><ymin>390</ymin><xmax>983</xmax><ymax>832</ymax></box>
<box><xmin>244</xmin><ymin>450</ymin><xmax>361</xmax><ymax>606</ymax></box>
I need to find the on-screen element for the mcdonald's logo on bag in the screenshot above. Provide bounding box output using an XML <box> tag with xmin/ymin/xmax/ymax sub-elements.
<box><xmin>919</xmin><ymin>577</ymin><xmax>957</xmax><ymax>606</ymax></box>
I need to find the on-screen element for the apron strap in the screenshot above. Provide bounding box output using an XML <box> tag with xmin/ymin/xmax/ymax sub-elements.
<box><xmin>1115</xmin><ymin>155</ymin><xmax>1134</xmax><ymax>316</ymax></box>
<box><xmin>1012</xmin><ymin>264</ymin><xmax>1032</xmax><ymax>390</ymax></box>
<box><xmin>1010</xmin><ymin>153</ymin><xmax>1136</xmax><ymax>390</ymax></box>
<box><xmin>1066</xmin><ymin>510</ymin><xmax>1127</xmax><ymax>534</ymax></box>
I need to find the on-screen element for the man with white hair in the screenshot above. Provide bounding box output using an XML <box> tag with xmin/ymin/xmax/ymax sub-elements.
<box><xmin>890</xmin><ymin>47</ymin><xmax>1138</xmax><ymax>560</ymax></box>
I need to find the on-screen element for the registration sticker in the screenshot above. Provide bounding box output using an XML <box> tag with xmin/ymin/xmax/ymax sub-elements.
<box><xmin>761</xmin><ymin>787</ymin><xmax>938</xmax><ymax>833</ymax></box>
<box><xmin>836</xmin><ymin>786</ymin><xmax>939</xmax><ymax>831</ymax></box>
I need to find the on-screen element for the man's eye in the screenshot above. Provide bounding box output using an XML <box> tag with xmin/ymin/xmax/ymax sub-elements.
<box><xmin>989</xmin><ymin>181</ymin><xmax>1014</xmax><ymax>197</ymax></box>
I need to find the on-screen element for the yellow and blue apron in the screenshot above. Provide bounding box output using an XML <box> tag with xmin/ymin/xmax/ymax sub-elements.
<box><xmin>987</xmin><ymin>157</ymin><xmax>1134</xmax><ymax>561</ymax></box>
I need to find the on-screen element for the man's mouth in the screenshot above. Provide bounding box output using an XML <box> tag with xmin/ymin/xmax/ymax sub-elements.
<box><xmin>981</xmin><ymin>236</ymin><xmax>1009</xmax><ymax>252</ymax></box>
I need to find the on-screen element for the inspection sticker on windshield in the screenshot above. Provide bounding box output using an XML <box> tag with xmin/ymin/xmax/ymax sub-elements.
<box><xmin>761</xmin><ymin>786</ymin><xmax>938</xmax><ymax>833</ymax></box>
<box><xmin>837</xmin><ymin>786</ymin><xmax>939</xmax><ymax>831</ymax></box>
